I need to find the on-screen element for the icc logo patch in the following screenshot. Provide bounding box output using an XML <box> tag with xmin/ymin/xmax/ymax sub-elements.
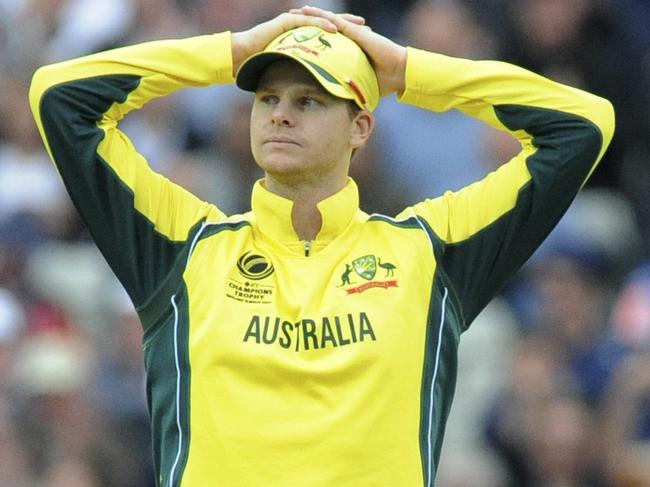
<box><xmin>339</xmin><ymin>254</ymin><xmax>398</xmax><ymax>295</ymax></box>
<box><xmin>227</xmin><ymin>251</ymin><xmax>275</xmax><ymax>304</ymax></box>
<box><xmin>237</xmin><ymin>251</ymin><xmax>274</xmax><ymax>280</ymax></box>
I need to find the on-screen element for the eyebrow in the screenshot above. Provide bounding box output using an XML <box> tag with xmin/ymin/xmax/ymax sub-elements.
<box><xmin>256</xmin><ymin>82</ymin><xmax>330</xmax><ymax>98</ymax></box>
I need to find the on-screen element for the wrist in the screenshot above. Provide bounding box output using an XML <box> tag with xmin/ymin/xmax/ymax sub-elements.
<box><xmin>230</xmin><ymin>32</ymin><xmax>250</xmax><ymax>76</ymax></box>
<box><xmin>393</xmin><ymin>46</ymin><xmax>407</xmax><ymax>96</ymax></box>
<box><xmin>380</xmin><ymin>46</ymin><xmax>407</xmax><ymax>97</ymax></box>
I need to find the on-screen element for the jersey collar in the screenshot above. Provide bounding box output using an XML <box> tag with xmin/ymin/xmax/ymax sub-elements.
<box><xmin>250</xmin><ymin>178</ymin><xmax>360</xmax><ymax>245</ymax></box>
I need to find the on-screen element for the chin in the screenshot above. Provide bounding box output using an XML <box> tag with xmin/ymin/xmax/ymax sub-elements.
<box><xmin>256</xmin><ymin>152</ymin><xmax>309</xmax><ymax>176</ymax></box>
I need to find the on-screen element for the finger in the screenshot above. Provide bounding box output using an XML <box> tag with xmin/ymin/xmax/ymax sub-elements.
<box><xmin>290</xmin><ymin>6</ymin><xmax>365</xmax><ymax>23</ymax></box>
<box><xmin>289</xmin><ymin>9</ymin><xmax>365</xmax><ymax>25</ymax></box>
<box><xmin>338</xmin><ymin>13</ymin><xmax>366</xmax><ymax>25</ymax></box>
<box><xmin>297</xmin><ymin>6</ymin><xmax>364</xmax><ymax>37</ymax></box>
<box><xmin>278</xmin><ymin>12</ymin><xmax>337</xmax><ymax>32</ymax></box>
<box><xmin>289</xmin><ymin>5</ymin><xmax>340</xmax><ymax>25</ymax></box>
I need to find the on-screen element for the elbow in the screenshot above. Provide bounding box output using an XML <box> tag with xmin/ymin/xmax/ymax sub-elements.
<box><xmin>589</xmin><ymin>96</ymin><xmax>616</xmax><ymax>154</ymax></box>
<box><xmin>29</xmin><ymin>62</ymin><xmax>69</xmax><ymax>118</ymax></box>
<box><xmin>28</xmin><ymin>65</ymin><xmax>54</xmax><ymax>118</ymax></box>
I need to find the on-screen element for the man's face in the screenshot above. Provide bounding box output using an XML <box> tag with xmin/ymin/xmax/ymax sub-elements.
<box><xmin>250</xmin><ymin>60</ymin><xmax>364</xmax><ymax>182</ymax></box>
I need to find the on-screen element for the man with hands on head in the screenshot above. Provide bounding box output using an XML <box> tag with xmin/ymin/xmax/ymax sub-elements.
<box><xmin>29</xmin><ymin>5</ymin><xmax>614</xmax><ymax>487</ymax></box>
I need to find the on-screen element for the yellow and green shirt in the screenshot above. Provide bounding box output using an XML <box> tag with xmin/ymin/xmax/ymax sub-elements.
<box><xmin>29</xmin><ymin>32</ymin><xmax>614</xmax><ymax>487</ymax></box>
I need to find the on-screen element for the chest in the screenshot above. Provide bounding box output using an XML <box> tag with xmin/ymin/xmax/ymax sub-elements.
<box><xmin>181</xmin><ymin>226</ymin><xmax>439</xmax><ymax>375</ymax></box>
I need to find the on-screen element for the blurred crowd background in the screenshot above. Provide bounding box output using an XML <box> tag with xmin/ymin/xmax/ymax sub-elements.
<box><xmin>0</xmin><ymin>0</ymin><xmax>649</xmax><ymax>486</ymax></box>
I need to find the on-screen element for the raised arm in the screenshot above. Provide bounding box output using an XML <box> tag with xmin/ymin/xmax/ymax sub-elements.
<box><xmin>29</xmin><ymin>34</ymin><xmax>236</xmax><ymax>317</ymax></box>
<box><xmin>399</xmin><ymin>50</ymin><xmax>615</xmax><ymax>327</ymax></box>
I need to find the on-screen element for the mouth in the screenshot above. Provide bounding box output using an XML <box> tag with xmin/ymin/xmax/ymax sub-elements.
<box><xmin>263</xmin><ymin>137</ymin><xmax>301</xmax><ymax>147</ymax></box>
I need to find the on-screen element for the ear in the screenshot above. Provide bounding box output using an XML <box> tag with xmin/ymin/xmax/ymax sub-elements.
<box><xmin>350</xmin><ymin>111</ymin><xmax>375</xmax><ymax>149</ymax></box>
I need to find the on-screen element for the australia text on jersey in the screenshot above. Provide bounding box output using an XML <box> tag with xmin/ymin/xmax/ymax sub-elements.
<box><xmin>243</xmin><ymin>312</ymin><xmax>376</xmax><ymax>352</ymax></box>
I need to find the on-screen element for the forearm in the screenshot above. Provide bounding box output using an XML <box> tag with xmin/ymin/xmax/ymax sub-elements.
<box><xmin>30</xmin><ymin>32</ymin><xmax>235</xmax><ymax>128</ymax></box>
<box><xmin>400</xmin><ymin>49</ymin><xmax>616</xmax><ymax>325</ymax></box>
<box><xmin>399</xmin><ymin>48</ymin><xmax>615</xmax><ymax>161</ymax></box>
<box><xmin>27</xmin><ymin>34</ymin><xmax>231</xmax><ymax>310</ymax></box>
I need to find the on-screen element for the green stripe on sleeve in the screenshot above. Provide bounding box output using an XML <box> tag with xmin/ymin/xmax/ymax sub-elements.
<box><xmin>39</xmin><ymin>76</ymin><xmax>192</xmax><ymax>311</ymax></box>
<box><xmin>442</xmin><ymin>104</ymin><xmax>604</xmax><ymax>325</ymax></box>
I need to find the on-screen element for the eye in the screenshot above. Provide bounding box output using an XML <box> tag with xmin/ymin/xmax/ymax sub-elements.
<box><xmin>299</xmin><ymin>96</ymin><xmax>321</xmax><ymax>108</ymax></box>
<box><xmin>258</xmin><ymin>94</ymin><xmax>278</xmax><ymax>105</ymax></box>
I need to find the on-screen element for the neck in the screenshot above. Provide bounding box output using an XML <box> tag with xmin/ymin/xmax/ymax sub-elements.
<box><xmin>263</xmin><ymin>173</ymin><xmax>348</xmax><ymax>241</ymax></box>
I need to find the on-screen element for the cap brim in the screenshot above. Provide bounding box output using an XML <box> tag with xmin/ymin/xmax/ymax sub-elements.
<box><xmin>235</xmin><ymin>52</ymin><xmax>355</xmax><ymax>104</ymax></box>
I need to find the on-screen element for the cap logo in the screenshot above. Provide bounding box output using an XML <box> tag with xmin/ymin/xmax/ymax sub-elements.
<box><xmin>276</xmin><ymin>27</ymin><xmax>331</xmax><ymax>53</ymax></box>
<box><xmin>315</xmin><ymin>34</ymin><xmax>332</xmax><ymax>51</ymax></box>
<box><xmin>292</xmin><ymin>27</ymin><xmax>321</xmax><ymax>43</ymax></box>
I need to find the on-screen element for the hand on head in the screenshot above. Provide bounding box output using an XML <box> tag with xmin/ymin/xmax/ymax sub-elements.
<box><xmin>232</xmin><ymin>6</ymin><xmax>406</xmax><ymax>98</ymax></box>
<box><xmin>288</xmin><ymin>6</ymin><xmax>407</xmax><ymax>97</ymax></box>
<box><xmin>231</xmin><ymin>10</ymin><xmax>364</xmax><ymax>75</ymax></box>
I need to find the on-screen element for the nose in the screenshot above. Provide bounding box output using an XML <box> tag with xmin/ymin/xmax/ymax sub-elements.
<box><xmin>271</xmin><ymin>100</ymin><xmax>294</xmax><ymax>127</ymax></box>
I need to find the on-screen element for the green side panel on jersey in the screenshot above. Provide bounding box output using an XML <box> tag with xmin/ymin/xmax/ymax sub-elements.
<box><xmin>138</xmin><ymin>219</ymin><xmax>208</xmax><ymax>334</ymax></box>
<box><xmin>415</xmin><ymin>219</ymin><xmax>462</xmax><ymax>486</ymax></box>
<box><xmin>38</xmin><ymin>76</ymin><xmax>188</xmax><ymax>310</ymax></box>
<box><xmin>144</xmin><ymin>285</ymin><xmax>192</xmax><ymax>487</ymax></box>
<box><xmin>420</xmin><ymin>297</ymin><xmax>461</xmax><ymax>485</ymax></box>
<box><xmin>442</xmin><ymin>104</ymin><xmax>603</xmax><ymax>325</ymax></box>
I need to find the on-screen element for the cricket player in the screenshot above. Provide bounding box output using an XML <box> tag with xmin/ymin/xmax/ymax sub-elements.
<box><xmin>29</xmin><ymin>6</ymin><xmax>614</xmax><ymax>487</ymax></box>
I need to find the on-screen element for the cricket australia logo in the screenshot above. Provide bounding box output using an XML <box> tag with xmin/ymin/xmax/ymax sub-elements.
<box><xmin>276</xmin><ymin>27</ymin><xmax>331</xmax><ymax>56</ymax></box>
<box><xmin>293</xmin><ymin>27</ymin><xmax>320</xmax><ymax>43</ymax></box>
<box><xmin>339</xmin><ymin>254</ymin><xmax>398</xmax><ymax>295</ymax></box>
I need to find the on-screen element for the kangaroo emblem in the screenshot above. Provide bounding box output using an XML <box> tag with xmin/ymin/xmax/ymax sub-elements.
<box><xmin>340</xmin><ymin>264</ymin><xmax>354</xmax><ymax>286</ymax></box>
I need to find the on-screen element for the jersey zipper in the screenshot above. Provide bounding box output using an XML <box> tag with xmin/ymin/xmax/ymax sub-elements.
<box><xmin>304</xmin><ymin>240</ymin><xmax>311</xmax><ymax>257</ymax></box>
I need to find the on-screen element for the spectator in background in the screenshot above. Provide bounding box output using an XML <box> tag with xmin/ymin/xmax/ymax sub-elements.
<box><xmin>0</xmin><ymin>405</ymin><xmax>36</xmax><ymax>487</ymax></box>
<box><xmin>603</xmin><ymin>352</ymin><xmax>650</xmax><ymax>487</ymax></box>
<box><xmin>485</xmin><ymin>337</ymin><xmax>610</xmax><ymax>486</ymax></box>
<box><xmin>524</xmin><ymin>393</ymin><xmax>605</xmax><ymax>487</ymax></box>
<box><xmin>485</xmin><ymin>337</ymin><xmax>571</xmax><ymax>486</ymax></box>
<box><xmin>11</xmin><ymin>328</ymin><xmax>97</xmax><ymax>478</ymax></box>
<box><xmin>603</xmin><ymin>263</ymin><xmax>650</xmax><ymax>486</ymax></box>
<box><xmin>520</xmin><ymin>244</ymin><xmax>628</xmax><ymax>406</ymax></box>
<box><xmin>611</xmin><ymin>263</ymin><xmax>650</xmax><ymax>349</ymax></box>
<box><xmin>0</xmin><ymin>76</ymin><xmax>69</xmax><ymax>246</ymax></box>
